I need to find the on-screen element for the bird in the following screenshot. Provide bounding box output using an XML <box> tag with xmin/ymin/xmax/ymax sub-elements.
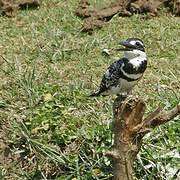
<box><xmin>89</xmin><ymin>37</ymin><xmax>147</xmax><ymax>97</ymax></box>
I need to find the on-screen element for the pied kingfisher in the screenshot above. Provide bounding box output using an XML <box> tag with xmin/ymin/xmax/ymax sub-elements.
<box><xmin>90</xmin><ymin>38</ymin><xmax>147</xmax><ymax>97</ymax></box>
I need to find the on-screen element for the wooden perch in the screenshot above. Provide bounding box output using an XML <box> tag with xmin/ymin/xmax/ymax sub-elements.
<box><xmin>107</xmin><ymin>96</ymin><xmax>180</xmax><ymax>180</ymax></box>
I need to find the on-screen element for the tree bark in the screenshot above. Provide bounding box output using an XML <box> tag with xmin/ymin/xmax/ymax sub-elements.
<box><xmin>107</xmin><ymin>96</ymin><xmax>180</xmax><ymax>180</ymax></box>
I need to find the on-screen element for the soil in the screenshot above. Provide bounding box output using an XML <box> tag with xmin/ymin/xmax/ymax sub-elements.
<box><xmin>0</xmin><ymin>0</ymin><xmax>40</xmax><ymax>17</ymax></box>
<box><xmin>76</xmin><ymin>0</ymin><xmax>180</xmax><ymax>33</ymax></box>
<box><xmin>0</xmin><ymin>117</ymin><xmax>36</xmax><ymax>179</ymax></box>
<box><xmin>0</xmin><ymin>119</ymin><xmax>19</xmax><ymax>178</ymax></box>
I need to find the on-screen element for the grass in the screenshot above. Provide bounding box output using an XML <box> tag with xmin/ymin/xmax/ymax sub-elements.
<box><xmin>0</xmin><ymin>0</ymin><xmax>180</xmax><ymax>179</ymax></box>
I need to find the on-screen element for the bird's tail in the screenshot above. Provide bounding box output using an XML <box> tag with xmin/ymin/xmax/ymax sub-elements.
<box><xmin>89</xmin><ymin>90</ymin><xmax>100</xmax><ymax>97</ymax></box>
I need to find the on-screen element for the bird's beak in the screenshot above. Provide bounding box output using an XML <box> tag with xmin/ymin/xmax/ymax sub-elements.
<box><xmin>116</xmin><ymin>41</ymin><xmax>135</xmax><ymax>51</ymax></box>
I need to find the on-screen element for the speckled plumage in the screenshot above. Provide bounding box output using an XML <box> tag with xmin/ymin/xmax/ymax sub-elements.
<box><xmin>90</xmin><ymin>38</ymin><xmax>147</xmax><ymax>97</ymax></box>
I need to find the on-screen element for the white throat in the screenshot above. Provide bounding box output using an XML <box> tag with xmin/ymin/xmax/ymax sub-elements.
<box><xmin>124</xmin><ymin>49</ymin><xmax>146</xmax><ymax>60</ymax></box>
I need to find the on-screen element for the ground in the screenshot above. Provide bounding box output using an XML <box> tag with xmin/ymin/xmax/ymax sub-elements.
<box><xmin>0</xmin><ymin>0</ymin><xmax>180</xmax><ymax>179</ymax></box>
<box><xmin>77</xmin><ymin>0</ymin><xmax>180</xmax><ymax>32</ymax></box>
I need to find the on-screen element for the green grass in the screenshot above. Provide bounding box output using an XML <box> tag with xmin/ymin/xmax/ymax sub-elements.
<box><xmin>0</xmin><ymin>0</ymin><xmax>180</xmax><ymax>179</ymax></box>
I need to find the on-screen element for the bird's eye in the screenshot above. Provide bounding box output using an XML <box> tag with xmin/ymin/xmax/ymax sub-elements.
<box><xmin>136</xmin><ymin>42</ymin><xmax>141</xmax><ymax>46</ymax></box>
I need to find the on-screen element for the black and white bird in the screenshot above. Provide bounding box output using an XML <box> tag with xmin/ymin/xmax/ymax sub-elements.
<box><xmin>90</xmin><ymin>38</ymin><xmax>147</xmax><ymax>97</ymax></box>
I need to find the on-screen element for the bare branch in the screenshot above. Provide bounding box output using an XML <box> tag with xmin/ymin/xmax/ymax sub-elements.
<box><xmin>108</xmin><ymin>96</ymin><xmax>180</xmax><ymax>179</ymax></box>
<box><xmin>167</xmin><ymin>104</ymin><xmax>180</xmax><ymax>121</ymax></box>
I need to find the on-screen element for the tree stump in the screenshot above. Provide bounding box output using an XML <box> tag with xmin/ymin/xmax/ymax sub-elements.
<box><xmin>107</xmin><ymin>96</ymin><xmax>180</xmax><ymax>180</ymax></box>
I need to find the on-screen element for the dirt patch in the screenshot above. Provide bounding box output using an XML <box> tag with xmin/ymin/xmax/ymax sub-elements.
<box><xmin>0</xmin><ymin>0</ymin><xmax>40</xmax><ymax>17</ymax></box>
<box><xmin>76</xmin><ymin>0</ymin><xmax>131</xmax><ymax>33</ymax></box>
<box><xmin>0</xmin><ymin>119</ymin><xmax>18</xmax><ymax>178</ymax></box>
<box><xmin>168</xmin><ymin>0</ymin><xmax>180</xmax><ymax>15</ymax></box>
<box><xmin>76</xmin><ymin>0</ymin><xmax>180</xmax><ymax>33</ymax></box>
<box><xmin>0</xmin><ymin>117</ymin><xmax>37</xmax><ymax>179</ymax></box>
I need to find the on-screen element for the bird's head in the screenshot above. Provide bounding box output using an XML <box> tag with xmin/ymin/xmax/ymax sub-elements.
<box><xmin>117</xmin><ymin>38</ymin><xmax>146</xmax><ymax>59</ymax></box>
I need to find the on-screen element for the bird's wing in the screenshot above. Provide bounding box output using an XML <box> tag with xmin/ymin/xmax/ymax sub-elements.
<box><xmin>94</xmin><ymin>59</ymin><xmax>123</xmax><ymax>96</ymax></box>
<box><xmin>102</xmin><ymin>61</ymin><xmax>121</xmax><ymax>87</ymax></box>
